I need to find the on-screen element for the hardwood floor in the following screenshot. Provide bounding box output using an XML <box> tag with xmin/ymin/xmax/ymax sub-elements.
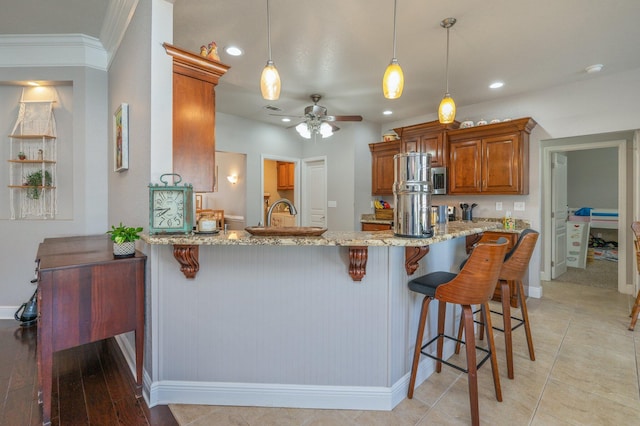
<box><xmin>0</xmin><ymin>320</ymin><xmax>177</xmax><ymax>426</ymax></box>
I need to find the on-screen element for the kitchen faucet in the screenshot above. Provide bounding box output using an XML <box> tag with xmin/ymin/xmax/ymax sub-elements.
<box><xmin>266</xmin><ymin>198</ymin><xmax>297</xmax><ymax>227</ymax></box>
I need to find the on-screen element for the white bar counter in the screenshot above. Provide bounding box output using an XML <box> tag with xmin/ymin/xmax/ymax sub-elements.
<box><xmin>141</xmin><ymin>221</ymin><xmax>499</xmax><ymax>411</ymax></box>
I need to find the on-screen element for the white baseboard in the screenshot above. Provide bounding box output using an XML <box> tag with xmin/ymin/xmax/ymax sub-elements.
<box><xmin>147</xmin><ymin>340</ymin><xmax>454</xmax><ymax>411</ymax></box>
<box><xmin>0</xmin><ymin>306</ymin><xmax>19</xmax><ymax>320</ymax></box>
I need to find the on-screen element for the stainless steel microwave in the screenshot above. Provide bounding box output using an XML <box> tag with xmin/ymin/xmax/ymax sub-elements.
<box><xmin>431</xmin><ymin>167</ymin><xmax>447</xmax><ymax>195</ymax></box>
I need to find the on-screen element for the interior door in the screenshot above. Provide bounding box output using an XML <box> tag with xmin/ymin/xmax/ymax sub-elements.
<box><xmin>302</xmin><ymin>158</ymin><xmax>327</xmax><ymax>227</ymax></box>
<box><xmin>551</xmin><ymin>152</ymin><xmax>568</xmax><ymax>278</ymax></box>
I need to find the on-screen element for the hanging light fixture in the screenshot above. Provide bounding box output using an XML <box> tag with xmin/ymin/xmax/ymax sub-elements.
<box><xmin>438</xmin><ymin>17</ymin><xmax>457</xmax><ymax>124</ymax></box>
<box><xmin>382</xmin><ymin>0</ymin><xmax>404</xmax><ymax>99</ymax></box>
<box><xmin>260</xmin><ymin>0</ymin><xmax>281</xmax><ymax>100</ymax></box>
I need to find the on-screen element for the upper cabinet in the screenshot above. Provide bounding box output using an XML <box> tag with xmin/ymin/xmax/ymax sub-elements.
<box><xmin>164</xmin><ymin>43</ymin><xmax>230</xmax><ymax>192</ymax></box>
<box><xmin>277</xmin><ymin>161</ymin><xmax>295</xmax><ymax>190</ymax></box>
<box><xmin>369</xmin><ymin>140</ymin><xmax>400</xmax><ymax>195</ymax></box>
<box><xmin>447</xmin><ymin>117</ymin><xmax>537</xmax><ymax>195</ymax></box>
<box><xmin>394</xmin><ymin>120</ymin><xmax>459</xmax><ymax>167</ymax></box>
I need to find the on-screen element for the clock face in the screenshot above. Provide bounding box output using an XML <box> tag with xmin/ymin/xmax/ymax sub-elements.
<box><xmin>152</xmin><ymin>190</ymin><xmax>185</xmax><ymax>229</ymax></box>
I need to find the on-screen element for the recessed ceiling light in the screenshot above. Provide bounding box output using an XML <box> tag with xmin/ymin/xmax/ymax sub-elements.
<box><xmin>225</xmin><ymin>46</ymin><xmax>243</xmax><ymax>56</ymax></box>
<box><xmin>585</xmin><ymin>64</ymin><xmax>603</xmax><ymax>73</ymax></box>
<box><xmin>281</xmin><ymin>118</ymin><xmax>291</xmax><ymax>122</ymax></box>
<box><xmin>489</xmin><ymin>81</ymin><xmax>504</xmax><ymax>89</ymax></box>
<box><xmin>383</xmin><ymin>110</ymin><xmax>393</xmax><ymax>115</ymax></box>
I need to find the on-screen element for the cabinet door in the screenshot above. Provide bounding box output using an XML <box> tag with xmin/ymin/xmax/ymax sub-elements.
<box><xmin>482</xmin><ymin>134</ymin><xmax>521</xmax><ymax>194</ymax></box>
<box><xmin>277</xmin><ymin>162</ymin><xmax>294</xmax><ymax>190</ymax></box>
<box><xmin>449</xmin><ymin>139</ymin><xmax>482</xmax><ymax>194</ymax></box>
<box><xmin>173</xmin><ymin>72</ymin><xmax>216</xmax><ymax>192</ymax></box>
<box><xmin>401</xmin><ymin>134</ymin><xmax>419</xmax><ymax>153</ymax></box>
<box><xmin>420</xmin><ymin>133</ymin><xmax>446</xmax><ymax>167</ymax></box>
<box><xmin>369</xmin><ymin>141</ymin><xmax>400</xmax><ymax>195</ymax></box>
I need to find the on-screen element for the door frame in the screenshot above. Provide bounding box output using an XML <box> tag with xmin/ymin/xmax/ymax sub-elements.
<box><xmin>260</xmin><ymin>154</ymin><xmax>300</xmax><ymax>225</ymax></box>
<box><xmin>541</xmin><ymin>139</ymin><xmax>629</xmax><ymax>294</ymax></box>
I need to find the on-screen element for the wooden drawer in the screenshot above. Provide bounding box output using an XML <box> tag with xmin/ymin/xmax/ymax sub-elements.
<box><xmin>362</xmin><ymin>222</ymin><xmax>392</xmax><ymax>231</ymax></box>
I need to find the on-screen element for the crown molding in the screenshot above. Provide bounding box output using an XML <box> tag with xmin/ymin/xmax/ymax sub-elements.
<box><xmin>100</xmin><ymin>0</ymin><xmax>139</xmax><ymax>67</ymax></box>
<box><xmin>0</xmin><ymin>34</ymin><xmax>107</xmax><ymax>71</ymax></box>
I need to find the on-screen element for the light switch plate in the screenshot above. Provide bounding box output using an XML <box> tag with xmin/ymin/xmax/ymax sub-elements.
<box><xmin>496</xmin><ymin>202</ymin><xmax>503</xmax><ymax>211</ymax></box>
<box><xmin>328</xmin><ymin>200</ymin><xmax>337</xmax><ymax>208</ymax></box>
<box><xmin>514</xmin><ymin>201</ymin><xmax>525</xmax><ymax>211</ymax></box>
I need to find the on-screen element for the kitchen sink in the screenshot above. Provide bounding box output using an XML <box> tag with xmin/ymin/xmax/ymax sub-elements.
<box><xmin>245</xmin><ymin>226</ymin><xmax>327</xmax><ymax>236</ymax></box>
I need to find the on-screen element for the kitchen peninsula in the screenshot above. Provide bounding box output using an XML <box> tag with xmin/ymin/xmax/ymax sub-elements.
<box><xmin>141</xmin><ymin>221</ymin><xmax>500</xmax><ymax>411</ymax></box>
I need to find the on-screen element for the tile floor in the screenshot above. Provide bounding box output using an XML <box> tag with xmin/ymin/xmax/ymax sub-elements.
<box><xmin>170</xmin><ymin>280</ymin><xmax>640</xmax><ymax>425</ymax></box>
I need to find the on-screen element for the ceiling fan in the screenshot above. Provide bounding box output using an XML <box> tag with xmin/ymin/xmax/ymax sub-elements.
<box><xmin>275</xmin><ymin>94</ymin><xmax>363</xmax><ymax>139</ymax></box>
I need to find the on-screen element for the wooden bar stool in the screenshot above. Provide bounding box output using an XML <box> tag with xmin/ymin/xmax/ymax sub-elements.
<box><xmin>407</xmin><ymin>239</ymin><xmax>508</xmax><ymax>426</ymax></box>
<box><xmin>456</xmin><ymin>229</ymin><xmax>539</xmax><ymax>379</ymax></box>
<box><xmin>629</xmin><ymin>222</ymin><xmax>640</xmax><ymax>331</ymax></box>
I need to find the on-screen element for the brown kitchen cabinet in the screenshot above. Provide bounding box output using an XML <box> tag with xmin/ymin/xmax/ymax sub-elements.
<box><xmin>361</xmin><ymin>222</ymin><xmax>392</xmax><ymax>231</ymax></box>
<box><xmin>164</xmin><ymin>43</ymin><xmax>229</xmax><ymax>192</ymax></box>
<box><xmin>394</xmin><ymin>120</ymin><xmax>459</xmax><ymax>167</ymax></box>
<box><xmin>447</xmin><ymin>117</ymin><xmax>536</xmax><ymax>195</ymax></box>
<box><xmin>277</xmin><ymin>161</ymin><xmax>295</xmax><ymax>190</ymax></box>
<box><xmin>369</xmin><ymin>140</ymin><xmax>400</xmax><ymax>195</ymax></box>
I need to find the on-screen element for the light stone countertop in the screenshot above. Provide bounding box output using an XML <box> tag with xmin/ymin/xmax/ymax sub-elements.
<box><xmin>141</xmin><ymin>220</ymin><xmax>502</xmax><ymax>247</ymax></box>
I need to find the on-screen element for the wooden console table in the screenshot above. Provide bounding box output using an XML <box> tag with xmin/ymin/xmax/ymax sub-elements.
<box><xmin>36</xmin><ymin>235</ymin><xmax>146</xmax><ymax>425</ymax></box>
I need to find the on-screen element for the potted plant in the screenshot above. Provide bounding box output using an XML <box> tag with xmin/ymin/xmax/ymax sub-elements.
<box><xmin>24</xmin><ymin>169</ymin><xmax>52</xmax><ymax>199</ymax></box>
<box><xmin>106</xmin><ymin>222</ymin><xmax>143</xmax><ymax>258</ymax></box>
<box><xmin>17</xmin><ymin>152</ymin><xmax>26</xmax><ymax>160</ymax></box>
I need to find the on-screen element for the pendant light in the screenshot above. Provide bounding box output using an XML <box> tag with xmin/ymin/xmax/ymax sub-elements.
<box><xmin>382</xmin><ymin>0</ymin><xmax>404</xmax><ymax>99</ymax></box>
<box><xmin>438</xmin><ymin>17</ymin><xmax>457</xmax><ymax>124</ymax></box>
<box><xmin>260</xmin><ymin>0</ymin><xmax>281</xmax><ymax>100</ymax></box>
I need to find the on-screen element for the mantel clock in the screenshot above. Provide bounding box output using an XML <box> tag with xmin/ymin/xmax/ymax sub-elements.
<box><xmin>149</xmin><ymin>173</ymin><xmax>193</xmax><ymax>234</ymax></box>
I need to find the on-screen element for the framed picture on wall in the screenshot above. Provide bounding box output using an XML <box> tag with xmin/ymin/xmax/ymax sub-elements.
<box><xmin>114</xmin><ymin>103</ymin><xmax>129</xmax><ymax>172</ymax></box>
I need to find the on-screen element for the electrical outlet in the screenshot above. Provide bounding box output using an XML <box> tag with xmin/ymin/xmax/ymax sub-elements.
<box><xmin>496</xmin><ymin>202</ymin><xmax>503</xmax><ymax>211</ymax></box>
<box><xmin>514</xmin><ymin>202</ymin><xmax>525</xmax><ymax>211</ymax></box>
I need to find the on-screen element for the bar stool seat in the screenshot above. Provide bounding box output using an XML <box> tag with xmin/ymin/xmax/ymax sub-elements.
<box><xmin>457</xmin><ymin>229</ymin><xmax>539</xmax><ymax>379</ymax></box>
<box><xmin>407</xmin><ymin>239</ymin><xmax>508</xmax><ymax>426</ymax></box>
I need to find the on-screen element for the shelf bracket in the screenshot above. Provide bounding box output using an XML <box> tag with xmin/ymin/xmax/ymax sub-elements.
<box><xmin>405</xmin><ymin>246</ymin><xmax>430</xmax><ymax>275</ymax></box>
<box><xmin>173</xmin><ymin>245</ymin><xmax>199</xmax><ymax>279</ymax></box>
<box><xmin>348</xmin><ymin>246</ymin><xmax>368</xmax><ymax>281</ymax></box>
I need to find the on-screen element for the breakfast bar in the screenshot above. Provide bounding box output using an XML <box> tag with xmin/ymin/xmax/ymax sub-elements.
<box><xmin>141</xmin><ymin>221</ymin><xmax>500</xmax><ymax>411</ymax></box>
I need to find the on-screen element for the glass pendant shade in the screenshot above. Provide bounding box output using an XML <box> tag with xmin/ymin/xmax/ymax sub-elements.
<box><xmin>319</xmin><ymin>122</ymin><xmax>334</xmax><ymax>138</ymax></box>
<box><xmin>295</xmin><ymin>122</ymin><xmax>311</xmax><ymax>139</ymax></box>
<box><xmin>438</xmin><ymin>94</ymin><xmax>456</xmax><ymax>124</ymax></box>
<box><xmin>383</xmin><ymin>59</ymin><xmax>404</xmax><ymax>99</ymax></box>
<box><xmin>260</xmin><ymin>60</ymin><xmax>281</xmax><ymax>100</ymax></box>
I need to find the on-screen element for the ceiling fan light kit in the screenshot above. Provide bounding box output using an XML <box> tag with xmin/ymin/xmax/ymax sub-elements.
<box><xmin>383</xmin><ymin>0</ymin><xmax>404</xmax><ymax>99</ymax></box>
<box><xmin>438</xmin><ymin>17</ymin><xmax>457</xmax><ymax>124</ymax></box>
<box><xmin>285</xmin><ymin>94</ymin><xmax>361</xmax><ymax>140</ymax></box>
<box><xmin>260</xmin><ymin>0</ymin><xmax>281</xmax><ymax>100</ymax></box>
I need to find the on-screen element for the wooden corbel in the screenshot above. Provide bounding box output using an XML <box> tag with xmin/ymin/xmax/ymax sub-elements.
<box><xmin>173</xmin><ymin>245</ymin><xmax>199</xmax><ymax>278</ymax></box>
<box><xmin>405</xmin><ymin>246</ymin><xmax>429</xmax><ymax>275</ymax></box>
<box><xmin>348</xmin><ymin>246</ymin><xmax>368</xmax><ymax>281</ymax></box>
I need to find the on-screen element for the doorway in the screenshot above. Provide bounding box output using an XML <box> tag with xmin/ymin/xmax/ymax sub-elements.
<box><xmin>541</xmin><ymin>139</ymin><xmax>629</xmax><ymax>294</ymax></box>
<box><xmin>262</xmin><ymin>155</ymin><xmax>299</xmax><ymax>225</ymax></box>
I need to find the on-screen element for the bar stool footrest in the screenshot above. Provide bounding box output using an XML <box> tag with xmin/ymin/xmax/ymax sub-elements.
<box><xmin>471</xmin><ymin>307</ymin><xmax>525</xmax><ymax>332</ymax></box>
<box><xmin>420</xmin><ymin>333</ymin><xmax>492</xmax><ymax>373</ymax></box>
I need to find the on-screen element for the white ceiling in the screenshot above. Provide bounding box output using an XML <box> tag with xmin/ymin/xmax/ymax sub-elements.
<box><xmin>3</xmin><ymin>0</ymin><xmax>640</xmax><ymax>129</ymax></box>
